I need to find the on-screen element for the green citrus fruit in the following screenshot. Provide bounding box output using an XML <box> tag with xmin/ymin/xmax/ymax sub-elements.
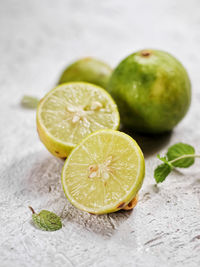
<box><xmin>36</xmin><ymin>82</ymin><xmax>119</xmax><ymax>158</ymax></box>
<box><xmin>61</xmin><ymin>130</ymin><xmax>145</xmax><ymax>214</ymax></box>
<box><xmin>108</xmin><ymin>49</ymin><xmax>191</xmax><ymax>133</ymax></box>
<box><xmin>58</xmin><ymin>57</ymin><xmax>112</xmax><ymax>89</ymax></box>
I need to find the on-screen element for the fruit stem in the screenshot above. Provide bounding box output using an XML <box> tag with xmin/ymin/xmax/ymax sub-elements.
<box><xmin>29</xmin><ymin>206</ymin><xmax>36</xmax><ymax>214</ymax></box>
<box><xmin>169</xmin><ymin>154</ymin><xmax>200</xmax><ymax>164</ymax></box>
<box><xmin>141</xmin><ymin>50</ymin><xmax>151</xmax><ymax>57</ymax></box>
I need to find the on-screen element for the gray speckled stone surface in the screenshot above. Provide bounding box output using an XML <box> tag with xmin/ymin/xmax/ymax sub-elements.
<box><xmin>0</xmin><ymin>0</ymin><xmax>200</xmax><ymax>266</ymax></box>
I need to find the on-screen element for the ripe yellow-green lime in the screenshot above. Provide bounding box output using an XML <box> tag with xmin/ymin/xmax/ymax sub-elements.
<box><xmin>58</xmin><ymin>57</ymin><xmax>112</xmax><ymax>89</ymax></box>
<box><xmin>36</xmin><ymin>82</ymin><xmax>120</xmax><ymax>158</ymax></box>
<box><xmin>108</xmin><ymin>49</ymin><xmax>191</xmax><ymax>133</ymax></box>
<box><xmin>61</xmin><ymin>130</ymin><xmax>145</xmax><ymax>214</ymax></box>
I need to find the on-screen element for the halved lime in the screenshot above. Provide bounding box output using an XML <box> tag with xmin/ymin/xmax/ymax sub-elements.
<box><xmin>123</xmin><ymin>193</ymin><xmax>138</xmax><ymax>210</ymax></box>
<box><xmin>61</xmin><ymin>130</ymin><xmax>145</xmax><ymax>214</ymax></box>
<box><xmin>36</xmin><ymin>82</ymin><xmax>120</xmax><ymax>158</ymax></box>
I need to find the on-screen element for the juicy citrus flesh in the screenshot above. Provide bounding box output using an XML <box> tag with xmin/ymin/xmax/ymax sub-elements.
<box><xmin>36</xmin><ymin>82</ymin><xmax>120</xmax><ymax>158</ymax></box>
<box><xmin>62</xmin><ymin>130</ymin><xmax>145</xmax><ymax>214</ymax></box>
<box><xmin>108</xmin><ymin>49</ymin><xmax>191</xmax><ymax>133</ymax></box>
<box><xmin>58</xmin><ymin>57</ymin><xmax>112</xmax><ymax>89</ymax></box>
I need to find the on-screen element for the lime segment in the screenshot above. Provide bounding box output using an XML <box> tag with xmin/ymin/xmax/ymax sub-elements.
<box><xmin>62</xmin><ymin>130</ymin><xmax>145</xmax><ymax>214</ymax></box>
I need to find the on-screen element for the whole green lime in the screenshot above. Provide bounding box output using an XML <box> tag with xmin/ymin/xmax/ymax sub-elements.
<box><xmin>58</xmin><ymin>57</ymin><xmax>112</xmax><ymax>89</ymax></box>
<box><xmin>108</xmin><ymin>49</ymin><xmax>191</xmax><ymax>133</ymax></box>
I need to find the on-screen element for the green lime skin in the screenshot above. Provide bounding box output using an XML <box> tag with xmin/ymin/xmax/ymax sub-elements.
<box><xmin>108</xmin><ymin>49</ymin><xmax>191</xmax><ymax>134</ymax></box>
<box><xmin>58</xmin><ymin>57</ymin><xmax>112</xmax><ymax>89</ymax></box>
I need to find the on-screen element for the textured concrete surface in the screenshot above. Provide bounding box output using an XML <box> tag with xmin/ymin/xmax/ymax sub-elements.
<box><xmin>0</xmin><ymin>0</ymin><xmax>200</xmax><ymax>266</ymax></box>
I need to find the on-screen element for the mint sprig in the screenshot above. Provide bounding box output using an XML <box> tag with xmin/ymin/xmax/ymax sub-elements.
<box><xmin>29</xmin><ymin>206</ymin><xmax>62</xmax><ymax>231</ymax></box>
<box><xmin>154</xmin><ymin>143</ymin><xmax>200</xmax><ymax>183</ymax></box>
<box><xmin>21</xmin><ymin>95</ymin><xmax>39</xmax><ymax>109</ymax></box>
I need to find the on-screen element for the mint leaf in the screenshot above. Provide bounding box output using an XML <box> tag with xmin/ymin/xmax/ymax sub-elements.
<box><xmin>154</xmin><ymin>143</ymin><xmax>200</xmax><ymax>183</ymax></box>
<box><xmin>154</xmin><ymin>163</ymin><xmax>172</xmax><ymax>183</ymax></box>
<box><xmin>21</xmin><ymin>95</ymin><xmax>39</xmax><ymax>109</ymax></box>
<box><xmin>167</xmin><ymin>143</ymin><xmax>195</xmax><ymax>168</ymax></box>
<box><xmin>29</xmin><ymin>207</ymin><xmax>62</xmax><ymax>231</ymax></box>
<box><xmin>157</xmin><ymin>154</ymin><xmax>170</xmax><ymax>165</ymax></box>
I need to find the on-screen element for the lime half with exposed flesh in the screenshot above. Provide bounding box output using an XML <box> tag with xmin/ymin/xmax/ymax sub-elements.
<box><xmin>123</xmin><ymin>193</ymin><xmax>138</xmax><ymax>210</ymax></box>
<box><xmin>61</xmin><ymin>130</ymin><xmax>145</xmax><ymax>214</ymax></box>
<box><xmin>36</xmin><ymin>82</ymin><xmax>120</xmax><ymax>158</ymax></box>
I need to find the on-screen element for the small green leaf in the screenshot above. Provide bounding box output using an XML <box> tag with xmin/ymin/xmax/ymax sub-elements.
<box><xmin>154</xmin><ymin>163</ymin><xmax>172</xmax><ymax>183</ymax></box>
<box><xmin>29</xmin><ymin>207</ymin><xmax>62</xmax><ymax>231</ymax></box>
<box><xmin>157</xmin><ymin>154</ymin><xmax>170</xmax><ymax>164</ymax></box>
<box><xmin>21</xmin><ymin>95</ymin><xmax>39</xmax><ymax>109</ymax></box>
<box><xmin>167</xmin><ymin>143</ymin><xmax>195</xmax><ymax>168</ymax></box>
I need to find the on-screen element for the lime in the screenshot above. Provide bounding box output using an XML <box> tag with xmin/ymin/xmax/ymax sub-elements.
<box><xmin>61</xmin><ymin>130</ymin><xmax>145</xmax><ymax>214</ymax></box>
<box><xmin>108</xmin><ymin>49</ymin><xmax>191</xmax><ymax>133</ymax></box>
<box><xmin>36</xmin><ymin>82</ymin><xmax>120</xmax><ymax>158</ymax></box>
<box><xmin>58</xmin><ymin>57</ymin><xmax>112</xmax><ymax>89</ymax></box>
